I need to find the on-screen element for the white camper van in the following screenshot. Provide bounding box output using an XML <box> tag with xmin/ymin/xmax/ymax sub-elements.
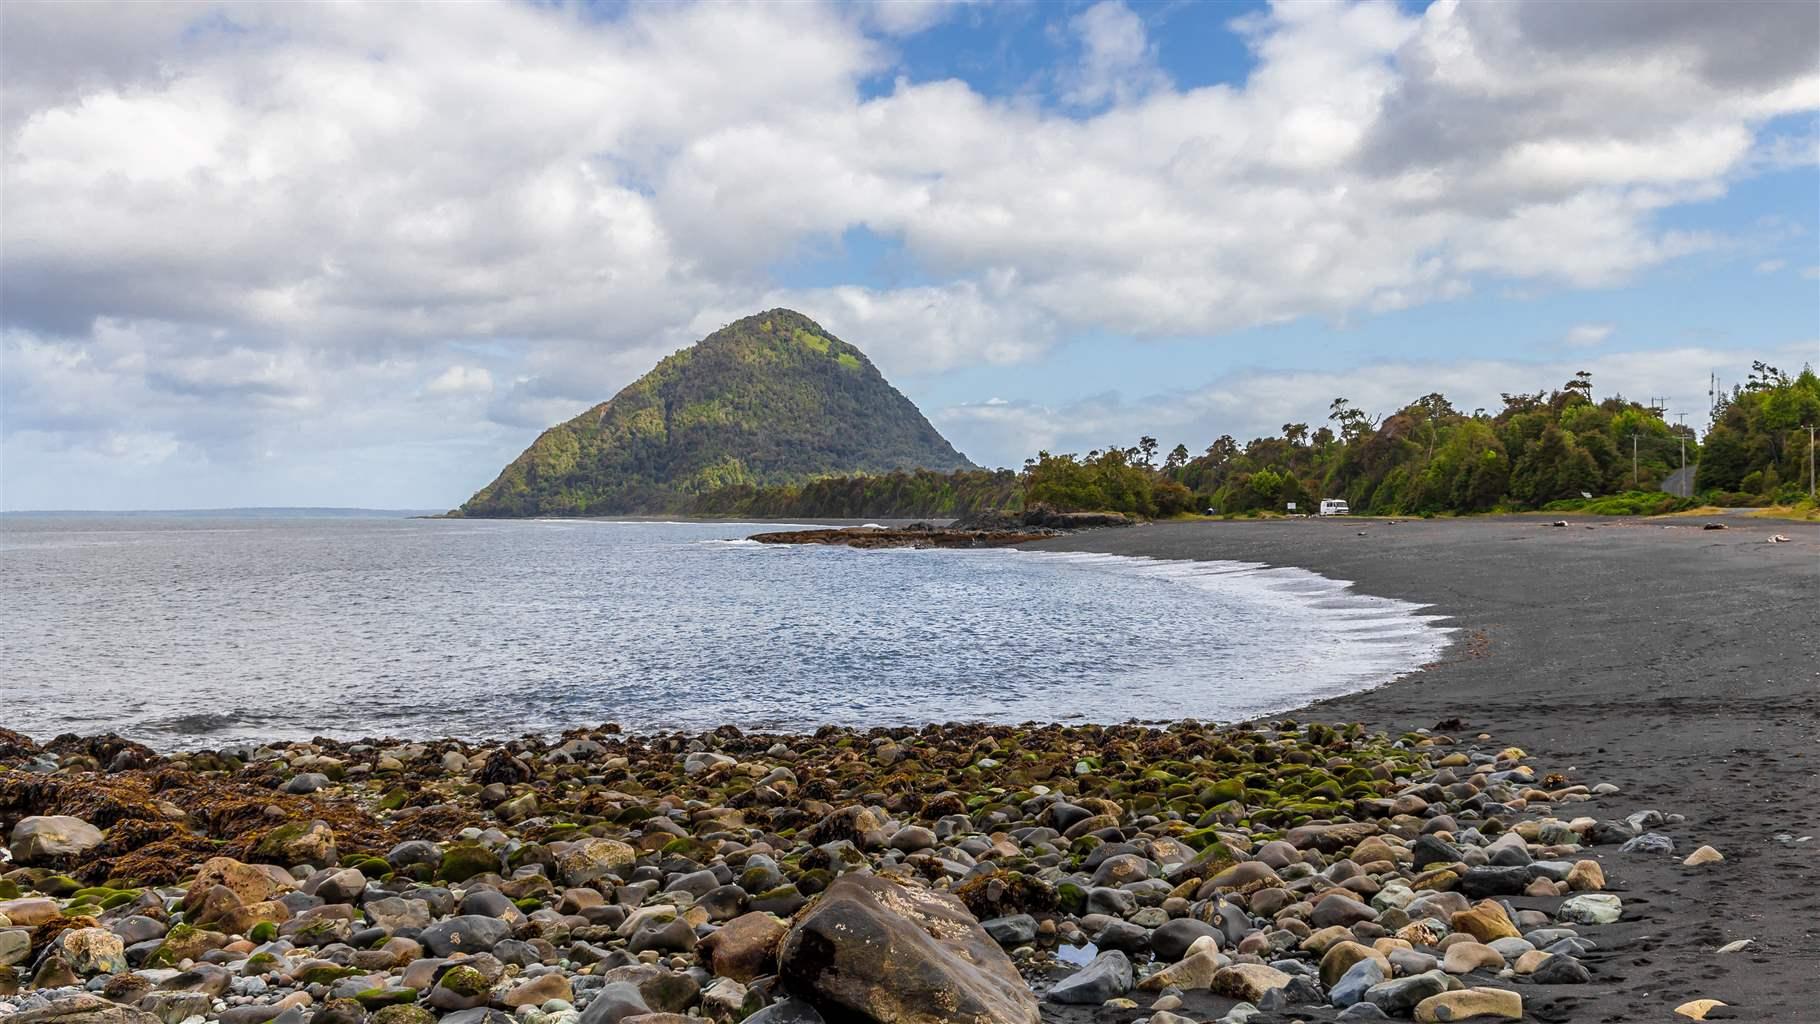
<box><xmin>1318</xmin><ymin>499</ymin><xmax>1350</xmax><ymax>516</ymax></box>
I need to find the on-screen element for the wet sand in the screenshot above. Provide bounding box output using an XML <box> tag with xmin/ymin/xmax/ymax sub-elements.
<box><xmin>1041</xmin><ymin>514</ymin><xmax>1820</xmax><ymax>1022</ymax></box>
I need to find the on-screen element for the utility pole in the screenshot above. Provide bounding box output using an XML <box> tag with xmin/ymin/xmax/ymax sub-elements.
<box><xmin>1676</xmin><ymin>413</ymin><xmax>1688</xmax><ymax>492</ymax></box>
<box><xmin>1808</xmin><ymin>424</ymin><xmax>1816</xmax><ymax>500</ymax></box>
<box><xmin>1630</xmin><ymin>433</ymin><xmax>1640</xmax><ymax>489</ymax></box>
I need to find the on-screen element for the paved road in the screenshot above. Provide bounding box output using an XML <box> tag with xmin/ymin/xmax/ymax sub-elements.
<box><xmin>1662</xmin><ymin>463</ymin><xmax>1696</xmax><ymax>497</ymax></box>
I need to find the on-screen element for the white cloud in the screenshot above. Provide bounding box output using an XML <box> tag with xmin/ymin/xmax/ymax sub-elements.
<box><xmin>752</xmin><ymin>282</ymin><xmax>1056</xmax><ymax>376</ymax></box>
<box><xmin>424</xmin><ymin>365</ymin><xmax>494</xmax><ymax>397</ymax></box>
<box><xmin>1757</xmin><ymin>259</ymin><xmax>1788</xmax><ymax>274</ymax></box>
<box><xmin>1563</xmin><ymin>322</ymin><xmax>1615</xmax><ymax>348</ymax></box>
<box><xmin>1061</xmin><ymin>2</ymin><xmax>1169</xmax><ymax>109</ymax></box>
<box><xmin>2</xmin><ymin>0</ymin><xmax>1815</xmax><ymax>505</ymax></box>
<box><xmin>861</xmin><ymin>0</ymin><xmax>973</xmax><ymax>37</ymax></box>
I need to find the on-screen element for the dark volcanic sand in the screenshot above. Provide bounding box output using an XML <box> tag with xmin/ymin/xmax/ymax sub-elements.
<box><xmin>1039</xmin><ymin>514</ymin><xmax>1819</xmax><ymax>1023</ymax></box>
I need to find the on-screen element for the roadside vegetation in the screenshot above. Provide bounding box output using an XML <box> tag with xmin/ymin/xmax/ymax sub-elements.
<box><xmin>1748</xmin><ymin>499</ymin><xmax>1820</xmax><ymax>522</ymax></box>
<box><xmin>1694</xmin><ymin>362</ymin><xmax>1820</xmax><ymax>504</ymax></box>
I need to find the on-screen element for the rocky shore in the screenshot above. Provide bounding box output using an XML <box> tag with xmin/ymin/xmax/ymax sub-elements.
<box><xmin>0</xmin><ymin>716</ymin><xmax>1723</xmax><ymax>1024</ymax></box>
<box><xmin>749</xmin><ymin>525</ymin><xmax>1058</xmax><ymax>549</ymax></box>
<box><xmin>749</xmin><ymin>505</ymin><xmax>1134</xmax><ymax>549</ymax></box>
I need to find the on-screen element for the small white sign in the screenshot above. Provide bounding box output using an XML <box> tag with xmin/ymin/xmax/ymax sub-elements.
<box><xmin>1286</xmin><ymin>502</ymin><xmax>1297</xmax><ymax>510</ymax></box>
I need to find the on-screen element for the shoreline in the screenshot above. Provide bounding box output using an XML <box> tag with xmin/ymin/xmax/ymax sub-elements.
<box><xmin>2</xmin><ymin>516</ymin><xmax>1813</xmax><ymax>1022</ymax></box>
<box><xmin>1038</xmin><ymin>514</ymin><xmax>1820</xmax><ymax>1022</ymax></box>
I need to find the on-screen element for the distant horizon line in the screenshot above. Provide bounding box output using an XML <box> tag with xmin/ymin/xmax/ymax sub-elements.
<box><xmin>0</xmin><ymin>506</ymin><xmax>444</xmax><ymax>516</ymax></box>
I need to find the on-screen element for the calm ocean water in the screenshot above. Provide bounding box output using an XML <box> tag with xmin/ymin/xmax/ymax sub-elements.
<box><xmin>0</xmin><ymin>515</ymin><xmax>1450</xmax><ymax>749</ymax></box>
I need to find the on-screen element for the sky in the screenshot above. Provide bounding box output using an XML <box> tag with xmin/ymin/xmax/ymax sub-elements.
<box><xmin>2</xmin><ymin>0</ymin><xmax>1817</xmax><ymax>510</ymax></box>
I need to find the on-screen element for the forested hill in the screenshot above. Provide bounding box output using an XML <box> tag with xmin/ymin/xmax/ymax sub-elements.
<box><xmin>458</xmin><ymin>310</ymin><xmax>974</xmax><ymax>516</ymax></box>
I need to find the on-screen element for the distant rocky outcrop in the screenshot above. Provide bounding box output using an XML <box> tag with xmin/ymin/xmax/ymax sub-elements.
<box><xmin>750</xmin><ymin>525</ymin><xmax>1057</xmax><ymax>549</ymax></box>
<box><xmin>459</xmin><ymin>310</ymin><xmax>974</xmax><ymax>516</ymax></box>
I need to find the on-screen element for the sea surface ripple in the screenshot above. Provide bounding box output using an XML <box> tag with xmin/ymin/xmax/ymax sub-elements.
<box><xmin>0</xmin><ymin>515</ymin><xmax>1451</xmax><ymax>748</ymax></box>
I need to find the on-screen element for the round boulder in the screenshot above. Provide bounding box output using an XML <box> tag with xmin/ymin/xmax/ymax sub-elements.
<box><xmin>9</xmin><ymin>816</ymin><xmax>104</xmax><ymax>866</ymax></box>
<box><xmin>779</xmin><ymin>874</ymin><xmax>1039</xmax><ymax>1024</ymax></box>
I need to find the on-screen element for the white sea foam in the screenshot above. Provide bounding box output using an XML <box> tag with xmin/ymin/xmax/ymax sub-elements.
<box><xmin>1009</xmin><ymin>548</ymin><xmax>1455</xmax><ymax>715</ymax></box>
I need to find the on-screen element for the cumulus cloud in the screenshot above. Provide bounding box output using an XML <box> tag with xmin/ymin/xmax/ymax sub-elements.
<box><xmin>861</xmin><ymin>0</ymin><xmax>974</xmax><ymax>38</ymax></box>
<box><xmin>2</xmin><ymin>0</ymin><xmax>1815</xmax><ymax>505</ymax></box>
<box><xmin>424</xmin><ymin>365</ymin><xmax>494</xmax><ymax>397</ymax></box>
<box><xmin>1563</xmin><ymin>322</ymin><xmax>1615</xmax><ymax>348</ymax></box>
<box><xmin>1061</xmin><ymin>2</ymin><xmax>1169</xmax><ymax>109</ymax></box>
<box><xmin>735</xmin><ymin>282</ymin><xmax>1057</xmax><ymax>377</ymax></box>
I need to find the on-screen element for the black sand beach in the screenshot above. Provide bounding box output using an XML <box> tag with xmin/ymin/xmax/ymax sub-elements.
<box><xmin>1039</xmin><ymin>515</ymin><xmax>1820</xmax><ymax>1022</ymax></box>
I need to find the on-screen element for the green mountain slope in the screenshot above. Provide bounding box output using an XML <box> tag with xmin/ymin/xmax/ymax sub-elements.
<box><xmin>459</xmin><ymin>309</ymin><xmax>975</xmax><ymax>516</ymax></box>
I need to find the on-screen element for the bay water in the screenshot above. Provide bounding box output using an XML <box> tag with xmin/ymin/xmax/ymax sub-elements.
<box><xmin>0</xmin><ymin>515</ymin><xmax>1450</xmax><ymax>749</ymax></box>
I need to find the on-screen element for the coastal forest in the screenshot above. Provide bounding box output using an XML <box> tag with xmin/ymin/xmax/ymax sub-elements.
<box><xmin>698</xmin><ymin>364</ymin><xmax>1820</xmax><ymax>520</ymax></box>
<box><xmin>1170</xmin><ymin>362</ymin><xmax>1816</xmax><ymax>516</ymax></box>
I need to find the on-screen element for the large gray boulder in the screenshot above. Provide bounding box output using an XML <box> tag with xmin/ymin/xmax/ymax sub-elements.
<box><xmin>779</xmin><ymin>874</ymin><xmax>1040</xmax><ymax>1024</ymax></box>
<box><xmin>1364</xmin><ymin>970</ymin><xmax>1454</xmax><ymax>1015</ymax></box>
<box><xmin>418</xmin><ymin>915</ymin><xmax>512</xmax><ymax>956</ymax></box>
<box><xmin>577</xmin><ymin>981</ymin><xmax>652</xmax><ymax>1024</ymax></box>
<box><xmin>10</xmin><ymin>815</ymin><xmax>104</xmax><ymax>865</ymax></box>
<box><xmin>1044</xmin><ymin>950</ymin><xmax>1133</xmax><ymax>1004</ymax></box>
<box><xmin>1150</xmin><ymin>918</ymin><xmax>1222</xmax><ymax>961</ymax></box>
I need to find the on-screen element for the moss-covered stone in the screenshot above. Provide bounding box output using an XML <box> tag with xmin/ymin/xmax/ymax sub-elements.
<box><xmin>296</xmin><ymin>963</ymin><xmax>361</xmax><ymax>985</ymax></box>
<box><xmin>438</xmin><ymin>843</ymin><xmax>499</xmax><ymax>883</ymax></box>
<box><xmin>356</xmin><ymin>986</ymin><xmax>419</xmax><ymax>1009</ymax></box>
<box><xmin>348</xmin><ymin>855</ymin><xmax>391</xmax><ymax>875</ymax></box>
<box><xmin>1200</xmin><ymin>778</ymin><xmax>1246</xmax><ymax>805</ymax></box>
<box><xmin>953</xmin><ymin>870</ymin><xmax>1056</xmax><ymax>919</ymax></box>
<box><xmin>661</xmin><ymin>837</ymin><xmax>714</xmax><ymax>862</ymax></box>
<box><xmin>437</xmin><ymin>965</ymin><xmax>489</xmax><ymax>998</ymax></box>
<box><xmin>289</xmin><ymin>919</ymin><xmax>349</xmax><ymax>946</ymax></box>
<box><xmin>38</xmin><ymin>875</ymin><xmax>81</xmax><ymax>897</ymax></box>
<box><xmin>251</xmin><ymin>820</ymin><xmax>336</xmax><ymax>866</ymax></box>
<box><xmin>371</xmin><ymin>1006</ymin><xmax>435</xmax><ymax>1024</ymax></box>
<box><xmin>148</xmin><ymin>923</ymin><xmax>224</xmax><ymax>967</ymax></box>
